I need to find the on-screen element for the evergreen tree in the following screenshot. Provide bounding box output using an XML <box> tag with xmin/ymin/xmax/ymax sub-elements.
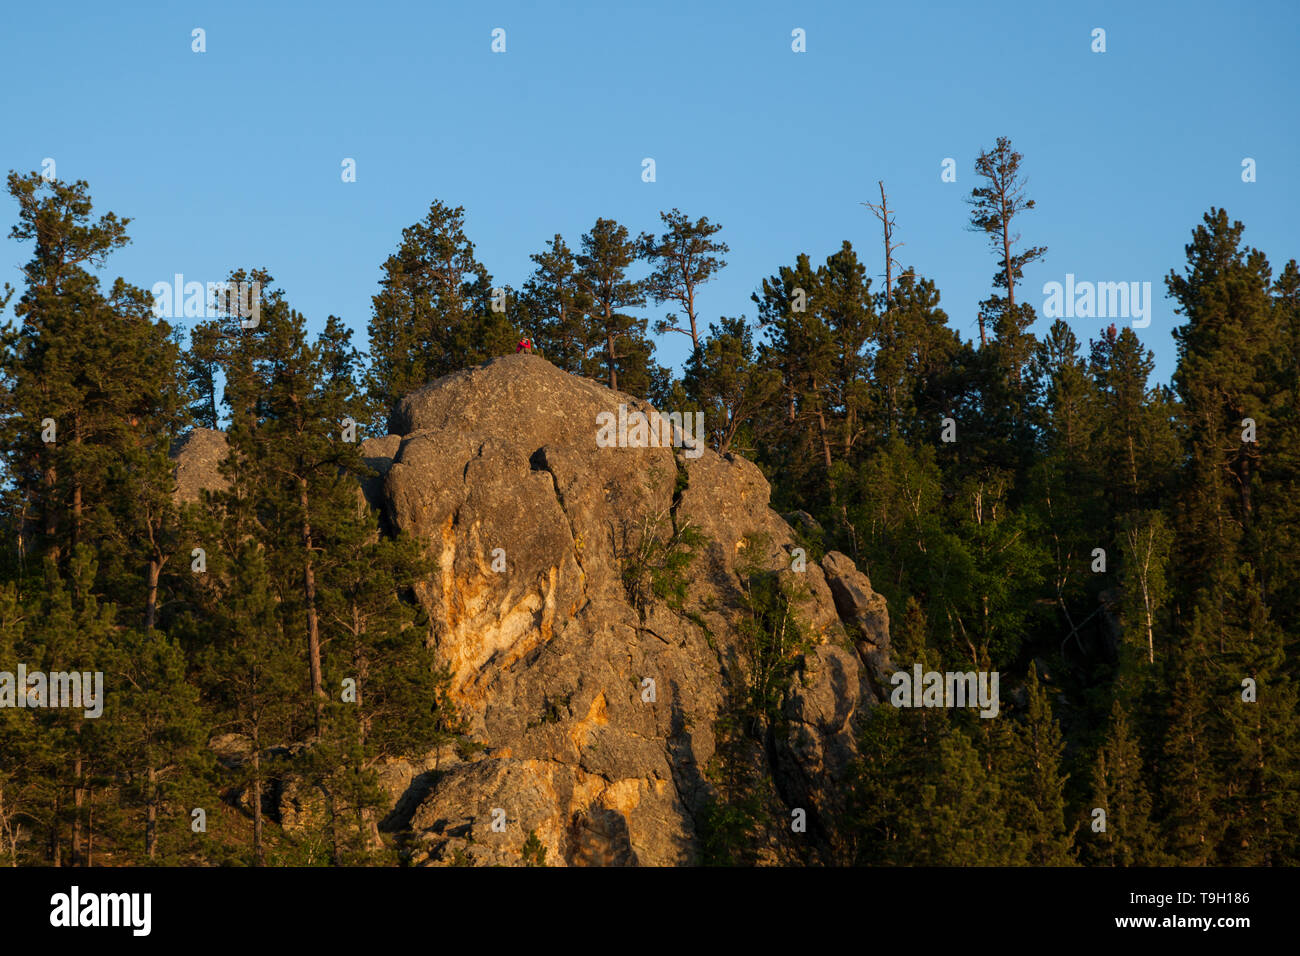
<box><xmin>1</xmin><ymin>172</ymin><xmax>180</xmax><ymax>587</ymax></box>
<box><xmin>183</xmin><ymin>318</ymin><xmax>225</xmax><ymax>429</ymax></box>
<box><xmin>25</xmin><ymin>549</ymin><xmax>119</xmax><ymax>866</ymax></box>
<box><xmin>682</xmin><ymin>316</ymin><xmax>779</xmax><ymax>455</ymax></box>
<box><xmin>103</xmin><ymin>627</ymin><xmax>207</xmax><ymax>861</ymax></box>
<box><xmin>1158</xmin><ymin>654</ymin><xmax>1223</xmax><ymax>865</ymax></box>
<box><xmin>1007</xmin><ymin>664</ymin><xmax>1075</xmax><ymax>864</ymax></box>
<box><xmin>195</xmin><ymin>540</ymin><xmax>298</xmax><ymax>866</ymax></box>
<box><xmin>520</xmin><ymin>234</ymin><xmax>592</xmax><ymax>375</ymax></box>
<box><xmin>575</xmin><ymin>217</ymin><xmax>651</xmax><ymax>395</ymax></box>
<box><xmin>1085</xmin><ymin>698</ymin><xmax>1157</xmax><ymax>866</ymax></box>
<box><xmin>1210</xmin><ymin>562</ymin><xmax>1300</xmax><ymax>865</ymax></box>
<box><xmin>875</xmin><ymin>269</ymin><xmax>959</xmax><ymax>442</ymax></box>
<box><xmin>365</xmin><ymin>200</ymin><xmax>513</xmax><ymax>429</ymax></box>
<box><xmin>639</xmin><ymin>208</ymin><xmax>729</xmax><ymax>356</ymax></box>
<box><xmin>1166</xmin><ymin>208</ymin><xmax>1277</xmax><ymax>597</ymax></box>
<box><xmin>967</xmin><ymin>136</ymin><xmax>1047</xmax><ymax>354</ymax></box>
<box><xmin>221</xmin><ymin>286</ymin><xmax>375</xmax><ymax>739</ymax></box>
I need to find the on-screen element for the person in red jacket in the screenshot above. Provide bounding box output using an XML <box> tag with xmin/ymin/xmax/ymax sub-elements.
<box><xmin>516</xmin><ymin>337</ymin><xmax>534</xmax><ymax>353</ymax></box>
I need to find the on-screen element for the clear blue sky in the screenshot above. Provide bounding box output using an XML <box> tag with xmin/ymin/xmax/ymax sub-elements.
<box><xmin>2</xmin><ymin>0</ymin><xmax>1296</xmax><ymax>385</ymax></box>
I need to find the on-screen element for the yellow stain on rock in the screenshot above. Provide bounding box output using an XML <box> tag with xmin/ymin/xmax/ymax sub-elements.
<box><xmin>568</xmin><ymin>691</ymin><xmax>609</xmax><ymax>754</ymax></box>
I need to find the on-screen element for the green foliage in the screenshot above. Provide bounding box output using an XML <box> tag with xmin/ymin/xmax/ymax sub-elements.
<box><xmin>520</xmin><ymin>829</ymin><xmax>547</xmax><ymax>866</ymax></box>
<box><xmin>365</xmin><ymin>200</ymin><xmax>514</xmax><ymax>430</ymax></box>
<box><xmin>620</xmin><ymin>505</ymin><xmax>706</xmax><ymax>618</ymax></box>
<box><xmin>1</xmin><ymin>165</ymin><xmax>1297</xmax><ymax>869</ymax></box>
<box><xmin>696</xmin><ymin>714</ymin><xmax>765</xmax><ymax>867</ymax></box>
<box><xmin>576</xmin><ymin>217</ymin><xmax>658</xmax><ymax>397</ymax></box>
<box><xmin>1085</xmin><ymin>699</ymin><xmax>1157</xmax><ymax>866</ymax></box>
<box><xmin>733</xmin><ymin>535</ymin><xmax>814</xmax><ymax>732</ymax></box>
<box><xmin>683</xmin><ymin>316</ymin><xmax>780</xmax><ymax>456</ymax></box>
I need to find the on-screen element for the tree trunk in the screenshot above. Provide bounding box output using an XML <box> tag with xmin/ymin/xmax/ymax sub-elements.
<box><xmin>251</xmin><ymin>744</ymin><xmax>264</xmax><ymax>867</ymax></box>
<box><xmin>71</xmin><ymin>482</ymin><xmax>82</xmax><ymax>551</ymax></box>
<box><xmin>50</xmin><ymin>792</ymin><xmax>61</xmax><ymax>866</ymax></box>
<box><xmin>606</xmin><ymin>328</ymin><xmax>618</xmax><ymax>391</ymax></box>
<box><xmin>301</xmin><ymin>477</ymin><xmax>325</xmax><ymax>737</ymax></box>
<box><xmin>71</xmin><ymin>749</ymin><xmax>83</xmax><ymax>866</ymax></box>
<box><xmin>814</xmin><ymin>403</ymin><xmax>834</xmax><ymax>474</ymax></box>
<box><xmin>1239</xmin><ymin>453</ymin><xmax>1253</xmax><ymax>527</ymax></box>
<box><xmin>687</xmin><ymin>285</ymin><xmax>700</xmax><ymax>355</ymax></box>
<box><xmin>42</xmin><ymin>460</ymin><xmax>59</xmax><ymax>564</ymax></box>
<box><xmin>1001</xmin><ymin>197</ymin><xmax>1015</xmax><ymax>313</ymax></box>
<box><xmin>145</xmin><ymin>558</ymin><xmax>161</xmax><ymax>630</ymax></box>
<box><xmin>1139</xmin><ymin>556</ymin><xmax>1155</xmax><ymax>665</ymax></box>
<box><xmin>353</xmin><ymin>611</ymin><xmax>369</xmax><ymax>749</ymax></box>
<box><xmin>145</xmin><ymin>765</ymin><xmax>158</xmax><ymax>859</ymax></box>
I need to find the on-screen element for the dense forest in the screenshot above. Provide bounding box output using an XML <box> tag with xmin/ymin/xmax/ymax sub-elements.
<box><xmin>0</xmin><ymin>136</ymin><xmax>1296</xmax><ymax>866</ymax></box>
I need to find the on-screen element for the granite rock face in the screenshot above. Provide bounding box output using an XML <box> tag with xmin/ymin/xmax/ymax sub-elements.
<box><xmin>171</xmin><ymin>427</ymin><xmax>230</xmax><ymax>504</ymax></box>
<box><xmin>373</xmin><ymin>354</ymin><xmax>893</xmax><ymax>866</ymax></box>
<box><xmin>173</xmin><ymin>354</ymin><xmax>895</xmax><ymax>865</ymax></box>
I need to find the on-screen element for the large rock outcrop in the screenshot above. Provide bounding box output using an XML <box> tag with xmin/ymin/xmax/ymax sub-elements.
<box><xmin>171</xmin><ymin>427</ymin><xmax>229</xmax><ymax>503</ymax></box>
<box><xmin>370</xmin><ymin>354</ymin><xmax>891</xmax><ymax>865</ymax></box>
<box><xmin>172</xmin><ymin>354</ymin><xmax>894</xmax><ymax>865</ymax></box>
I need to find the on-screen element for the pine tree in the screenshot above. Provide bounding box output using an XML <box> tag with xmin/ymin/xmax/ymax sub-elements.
<box><xmin>1088</xmin><ymin>325</ymin><xmax>1177</xmax><ymax>518</ymax></box>
<box><xmin>1166</xmin><ymin>208</ymin><xmax>1278</xmax><ymax>598</ymax></box>
<box><xmin>1085</xmin><ymin>698</ymin><xmax>1157</xmax><ymax>865</ymax></box>
<box><xmin>365</xmin><ymin>200</ymin><xmax>513</xmax><ymax>429</ymax></box>
<box><xmin>0</xmin><ymin>581</ymin><xmax>41</xmax><ymax>865</ymax></box>
<box><xmin>196</xmin><ymin>540</ymin><xmax>298</xmax><ymax>866</ymax></box>
<box><xmin>682</xmin><ymin>316</ymin><xmax>779</xmax><ymax>455</ymax></box>
<box><xmin>639</xmin><ymin>208</ymin><xmax>729</xmax><ymax>356</ymax></box>
<box><xmin>0</xmin><ymin>172</ymin><xmax>178</xmax><ymax>587</ymax></box>
<box><xmin>104</xmin><ymin>627</ymin><xmax>207</xmax><ymax>861</ymax></box>
<box><xmin>912</xmin><ymin>726</ymin><xmax>1015</xmax><ymax>865</ymax></box>
<box><xmin>751</xmin><ymin>243</ymin><xmax>876</xmax><ymax>542</ymax></box>
<box><xmin>967</xmin><ymin>136</ymin><xmax>1046</xmax><ymax>353</ymax></box>
<box><xmin>25</xmin><ymin>549</ymin><xmax>119</xmax><ymax>866</ymax></box>
<box><xmin>520</xmin><ymin>234</ymin><xmax>592</xmax><ymax>375</ymax></box>
<box><xmin>1004</xmin><ymin>664</ymin><xmax>1075</xmax><ymax>864</ymax></box>
<box><xmin>1158</xmin><ymin>652</ymin><xmax>1223</xmax><ymax>865</ymax></box>
<box><xmin>875</xmin><ymin>269</ymin><xmax>958</xmax><ymax>442</ymax></box>
<box><xmin>1025</xmin><ymin>320</ymin><xmax>1106</xmax><ymax>653</ymax></box>
<box><xmin>183</xmin><ymin>318</ymin><xmax>225</xmax><ymax>429</ymax></box>
<box><xmin>1211</xmin><ymin>563</ymin><xmax>1300</xmax><ymax>865</ymax></box>
<box><xmin>247</xmin><ymin>296</ymin><xmax>371</xmax><ymax>736</ymax></box>
<box><xmin>317</xmin><ymin>507</ymin><xmax>460</xmax><ymax>859</ymax></box>
<box><xmin>1258</xmin><ymin>258</ymin><xmax>1300</xmax><ymax>632</ymax></box>
<box><xmin>575</xmin><ymin>217</ymin><xmax>651</xmax><ymax>394</ymax></box>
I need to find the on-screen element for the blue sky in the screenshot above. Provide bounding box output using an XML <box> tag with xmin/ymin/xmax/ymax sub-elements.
<box><xmin>2</xmin><ymin>0</ymin><xmax>1296</xmax><ymax>385</ymax></box>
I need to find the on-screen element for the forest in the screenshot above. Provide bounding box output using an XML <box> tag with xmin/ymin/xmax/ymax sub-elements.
<box><xmin>0</xmin><ymin>136</ymin><xmax>1295</xmax><ymax>866</ymax></box>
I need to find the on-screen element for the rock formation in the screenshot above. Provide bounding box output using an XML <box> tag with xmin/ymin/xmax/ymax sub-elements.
<box><xmin>170</xmin><ymin>427</ymin><xmax>229</xmax><ymax>503</ymax></box>
<box><xmin>175</xmin><ymin>354</ymin><xmax>894</xmax><ymax>865</ymax></box>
